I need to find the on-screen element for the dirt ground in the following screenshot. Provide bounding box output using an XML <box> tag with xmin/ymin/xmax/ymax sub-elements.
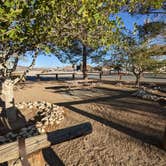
<box><xmin>14</xmin><ymin>80</ymin><xmax>166</xmax><ymax>166</ymax></box>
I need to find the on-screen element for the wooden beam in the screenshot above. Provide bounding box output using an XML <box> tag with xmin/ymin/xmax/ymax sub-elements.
<box><xmin>0</xmin><ymin>122</ymin><xmax>92</xmax><ymax>163</ymax></box>
<box><xmin>163</xmin><ymin>127</ymin><xmax>166</xmax><ymax>150</ymax></box>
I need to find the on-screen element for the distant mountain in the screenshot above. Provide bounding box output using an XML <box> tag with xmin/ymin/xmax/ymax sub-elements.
<box><xmin>16</xmin><ymin>66</ymin><xmax>55</xmax><ymax>71</ymax></box>
<box><xmin>62</xmin><ymin>65</ymin><xmax>74</xmax><ymax>71</ymax></box>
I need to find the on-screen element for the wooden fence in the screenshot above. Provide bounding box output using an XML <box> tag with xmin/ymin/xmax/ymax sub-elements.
<box><xmin>0</xmin><ymin>122</ymin><xmax>92</xmax><ymax>165</ymax></box>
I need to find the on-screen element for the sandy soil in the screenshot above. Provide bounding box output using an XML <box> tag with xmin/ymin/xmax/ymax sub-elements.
<box><xmin>14</xmin><ymin>81</ymin><xmax>166</xmax><ymax>166</ymax></box>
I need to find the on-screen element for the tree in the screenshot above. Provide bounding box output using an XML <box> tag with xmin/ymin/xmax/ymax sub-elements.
<box><xmin>93</xmin><ymin>19</ymin><xmax>166</xmax><ymax>86</ymax></box>
<box><xmin>129</xmin><ymin>19</ymin><xmax>166</xmax><ymax>86</ymax></box>
<box><xmin>129</xmin><ymin>44</ymin><xmax>166</xmax><ymax>87</ymax></box>
<box><xmin>0</xmin><ymin>0</ymin><xmax>164</xmax><ymax>121</ymax></box>
<box><xmin>110</xmin><ymin>33</ymin><xmax>166</xmax><ymax>86</ymax></box>
<box><xmin>0</xmin><ymin>0</ymin><xmax>87</xmax><ymax>120</ymax></box>
<box><xmin>107</xmin><ymin>2</ymin><xmax>166</xmax><ymax>85</ymax></box>
<box><xmin>53</xmin><ymin>0</ymin><xmax>165</xmax><ymax>79</ymax></box>
<box><xmin>55</xmin><ymin>40</ymin><xmax>94</xmax><ymax>73</ymax></box>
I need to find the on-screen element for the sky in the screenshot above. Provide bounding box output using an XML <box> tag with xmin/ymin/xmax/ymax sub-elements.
<box><xmin>18</xmin><ymin>12</ymin><xmax>149</xmax><ymax>68</ymax></box>
<box><xmin>18</xmin><ymin>54</ymin><xmax>65</xmax><ymax>68</ymax></box>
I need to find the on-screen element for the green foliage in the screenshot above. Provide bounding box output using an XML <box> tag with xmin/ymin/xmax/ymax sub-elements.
<box><xmin>0</xmin><ymin>0</ymin><xmax>164</xmax><ymax>79</ymax></box>
<box><xmin>123</xmin><ymin>0</ymin><xmax>165</xmax><ymax>14</ymax></box>
<box><xmin>137</xmin><ymin>21</ymin><xmax>166</xmax><ymax>41</ymax></box>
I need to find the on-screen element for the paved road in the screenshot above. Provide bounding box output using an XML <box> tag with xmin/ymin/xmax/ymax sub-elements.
<box><xmin>33</xmin><ymin>73</ymin><xmax>166</xmax><ymax>84</ymax></box>
<box><xmin>91</xmin><ymin>74</ymin><xmax>166</xmax><ymax>83</ymax></box>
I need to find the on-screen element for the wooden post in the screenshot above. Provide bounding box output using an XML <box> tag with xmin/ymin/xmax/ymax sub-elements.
<box><xmin>37</xmin><ymin>74</ymin><xmax>40</xmax><ymax>80</ymax></box>
<box><xmin>163</xmin><ymin>127</ymin><xmax>166</xmax><ymax>150</ymax></box>
<box><xmin>0</xmin><ymin>122</ymin><xmax>92</xmax><ymax>164</ymax></box>
<box><xmin>56</xmin><ymin>74</ymin><xmax>58</xmax><ymax>80</ymax></box>
<box><xmin>72</xmin><ymin>73</ymin><xmax>75</xmax><ymax>80</ymax></box>
<box><xmin>119</xmin><ymin>74</ymin><xmax>122</xmax><ymax>81</ymax></box>
<box><xmin>82</xmin><ymin>44</ymin><xmax>87</xmax><ymax>79</ymax></box>
<box><xmin>99</xmin><ymin>72</ymin><xmax>102</xmax><ymax>80</ymax></box>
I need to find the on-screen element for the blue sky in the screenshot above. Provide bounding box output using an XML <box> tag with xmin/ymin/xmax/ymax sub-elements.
<box><xmin>18</xmin><ymin>13</ymin><xmax>148</xmax><ymax>68</ymax></box>
<box><xmin>18</xmin><ymin>54</ymin><xmax>65</xmax><ymax>68</ymax></box>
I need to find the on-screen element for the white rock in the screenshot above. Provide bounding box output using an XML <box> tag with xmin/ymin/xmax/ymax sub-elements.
<box><xmin>27</xmin><ymin>125</ymin><xmax>35</xmax><ymax>130</ymax></box>
<box><xmin>50</xmin><ymin>121</ymin><xmax>54</xmax><ymax>125</ymax></box>
<box><xmin>36</xmin><ymin>122</ymin><xmax>43</xmax><ymax>128</ymax></box>
<box><xmin>0</xmin><ymin>136</ymin><xmax>6</xmax><ymax>143</ymax></box>
<box><xmin>44</xmin><ymin>121</ymin><xmax>49</xmax><ymax>126</ymax></box>
<box><xmin>39</xmin><ymin>112</ymin><xmax>46</xmax><ymax>116</ymax></box>
<box><xmin>28</xmin><ymin>130</ymin><xmax>35</xmax><ymax>135</ymax></box>
<box><xmin>6</xmin><ymin>132</ymin><xmax>13</xmax><ymax>138</ymax></box>
<box><xmin>19</xmin><ymin>131</ymin><xmax>27</xmax><ymax>136</ymax></box>
<box><xmin>59</xmin><ymin>115</ymin><xmax>64</xmax><ymax>121</ymax></box>
<box><xmin>28</xmin><ymin>105</ymin><xmax>33</xmax><ymax>109</ymax></box>
<box><xmin>56</xmin><ymin>121</ymin><xmax>61</xmax><ymax>124</ymax></box>
<box><xmin>41</xmin><ymin>117</ymin><xmax>49</xmax><ymax>122</ymax></box>
<box><xmin>17</xmin><ymin>104</ymin><xmax>24</xmax><ymax>109</ymax></box>
<box><xmin>8</xmin><ymin>139</ymin><xmax>13</xmax><ymax>143</ymax></box>
<box><xmin>20</xmin><ymin>128</ymin><xmax>28</xmax><ymax>132</ymax></box>
<box><xmin>38</xmin><ymin>127</ymin><xmax>45</xmax><ymax>133</ymax></box>
<box><xmin>33</xmin><ymin>132</ymin><xmax>39</xmax><ymax>136</ymax></box>
<box><xmin>10</xmin><ymin>133</ymin><xmax>17</xmax><ymax>138</ymax></box>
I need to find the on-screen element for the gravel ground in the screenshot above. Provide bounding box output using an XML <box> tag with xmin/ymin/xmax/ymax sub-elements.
<box><xmin>14</xmin><ymin>81</ymin><xmax>166</xmax><ymax>166</ymax></box>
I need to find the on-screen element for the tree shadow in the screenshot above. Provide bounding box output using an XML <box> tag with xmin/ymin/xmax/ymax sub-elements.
<box><xmin>69</xmin><ymin>105</ymin><xmax>163</xmax><ymax>149</ymax></box>
<box><xmin>45</xmin><ymin>85</ymin><xmax>132</xmax><ymax>97</ymax></box>
<box><xmin>0</xmin><ymin>99</ymin><xmax>28</xmax><ymax>165</ymax></box>
<box><xmin>0</xmin><ymin>99</ymin><xmax>65</xmax><ymax>166</ymax></box>
<box><xmin>99</xmin><ymin>98</ymin><xmax>166</xmax><ymax>117</ymax></box>
<box><xmin>42</xmin><ymin>148</ymin><xmax>65</xmax><ymax>166</ymax></box>
<box><xmin>55</xmin><ymin>88</ymin><xmax>165</xmax><ymax>117</ymax></box>
<box><xmin>56</xmin><ymin>96</ymin><xmax>165</xmax><ymax>150</ymax></box>
<box><xmin>45</xmin><ymin>85</ymin><xmax>68</xmax><ymax>90</ymax></box>
<box><xmin>0</xmin><ymin>106</ymin><xmax>27</xmax><ymax>134</ymax></box>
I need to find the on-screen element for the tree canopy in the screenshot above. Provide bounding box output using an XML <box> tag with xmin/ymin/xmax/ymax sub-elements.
<box><xmin>0</xmin><ymin>0</ymin><xmax>165</xmax><ymax>81</ymax></box>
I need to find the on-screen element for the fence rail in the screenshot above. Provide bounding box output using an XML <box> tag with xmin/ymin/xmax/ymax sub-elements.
<box><xmin>0</xmin><ymin>122</ymin><xmax>92</xmax><ymax>164</ymax></box>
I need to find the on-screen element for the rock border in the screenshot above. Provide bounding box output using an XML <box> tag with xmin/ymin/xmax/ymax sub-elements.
<box><xmin>0</xmin><ymin>101</ymin><xmax>65</xmax><ymax>144</ymax></box>
<box><xmin>132</xmin><ymin>89</ymin><xmax>166</xmax><ymax>104</ymax></box>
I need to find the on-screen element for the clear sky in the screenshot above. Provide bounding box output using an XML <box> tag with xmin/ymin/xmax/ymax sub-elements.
<box><xmin>18</xmin><ymin>53</ymin><xmax>66</xmax><ymax>68</ymax></box>
<box><xmin>18</xmin><ymin>12</ymin><xmax>148</xmax><ymax>68</ymax></box>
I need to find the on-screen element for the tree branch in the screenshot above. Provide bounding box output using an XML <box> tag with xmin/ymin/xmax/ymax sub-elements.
<box><xmin>13</xmin><ymin>50</ymin><xmax>39</xmax><ymax>85</ymax></box>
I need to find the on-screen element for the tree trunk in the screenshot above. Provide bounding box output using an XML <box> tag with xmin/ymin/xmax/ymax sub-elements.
<box><xmin>135</xmin><ymin>74</ymin><xmax>141</xmax><ymax>87</ymax></box>
<box><xmin>82</xmin><ymin>44</ymin><xmax>87</xmax><ymax>79</ymax></box>
<box><xmin>118</xmin><ymin>70</ymin><xmax>122</xmax><ymax>81</ymax></box>
<box><xmin>1</xmin><ymin>79</ymin><xmax>17</xmax><ymax>121</ymax></box>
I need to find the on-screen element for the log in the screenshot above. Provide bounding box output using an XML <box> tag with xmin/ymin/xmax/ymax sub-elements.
<box><xmin>0</xmin><ymin>122</ymin><xmax>92</xmax><ymax>163</ymax></box>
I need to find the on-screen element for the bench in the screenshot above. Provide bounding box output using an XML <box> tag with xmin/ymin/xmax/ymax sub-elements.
<box><xmin>36</xmin><ymin>72</ymin><xmax>79</xmax><ymax>80</ymax></box>
<box><xmin>36</xmin><ymin>72</ymin><xmax>102</xmax><ymax>80</ymax></box>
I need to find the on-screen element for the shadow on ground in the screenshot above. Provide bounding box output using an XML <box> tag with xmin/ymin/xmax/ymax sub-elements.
<box><xmin>52</xmin><ymin>87</ymin><xmax>166</xmax><ymax>150</ymax></box>
<box><xmin>0</xmin><ymin>99</ymin><xmax>64</xmax><ymax>166</ymax></box>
